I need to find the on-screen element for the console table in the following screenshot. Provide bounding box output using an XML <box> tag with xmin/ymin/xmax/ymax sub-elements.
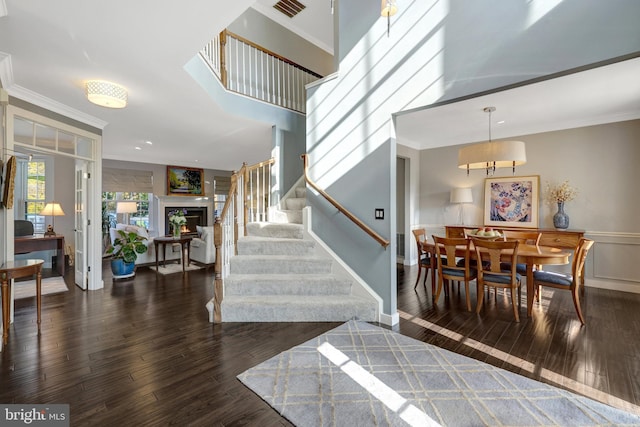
<box><xmin>445</xmin><ymin>226</ymin><xmax>584</xmax><ymax>249</ymax></box>
<box><xmin>1</xmin><ymin>259</ymin><xmax>44</xmax><ymax>345</ymax></box>
<box><xmin>15</xmin><ymin>235</ymin><xmax>65</xmax><ymax>276</ymax></box>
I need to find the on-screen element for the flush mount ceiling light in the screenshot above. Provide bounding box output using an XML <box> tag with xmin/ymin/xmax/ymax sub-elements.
<box><xmin>381</xmin><ymin>0</ymin><xmax>398</xmax><ymax>37</ymax></box>
<box><xmin>458</xmin><ymin>107</ymin><xmax>526</xmax><ymax>176</ymax></box>
<box><xmin>85</xmin><ymin>80</ymin><xmax>128</xmax><ymax>108</ymax></box>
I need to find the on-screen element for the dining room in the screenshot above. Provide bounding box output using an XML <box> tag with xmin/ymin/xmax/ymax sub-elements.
<box><xmin>396</xmin><ymin>57</ymin><xmax>640</xmax><ymax>298</ymax></box>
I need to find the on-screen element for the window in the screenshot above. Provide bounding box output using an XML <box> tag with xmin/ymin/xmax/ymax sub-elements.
<box><xmin>102</xmin><ymin>192</ymin><xmax>152</xmax><ymax>229</ymax></box>
<box><xmin>22</xmin><ymin>159</ymin><xmax>47</xmax><ymax>233</ymax></box>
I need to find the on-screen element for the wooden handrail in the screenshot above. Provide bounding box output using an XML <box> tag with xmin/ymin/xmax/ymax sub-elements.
<box><xmin>301</xmin><ymin>154</ymin><xmax>390</xmax><ymax>249</ymax></box>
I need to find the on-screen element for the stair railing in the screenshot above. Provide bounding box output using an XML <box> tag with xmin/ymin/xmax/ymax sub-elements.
<box><xmin>301</xmin><ymin>154</ymin><xmax>390</xmax><ymax>249</ymax></box>
<box><xmin>201</xmin><ymin>30</ymin><xmax>322</xmax><ymax>113</ymax></box>
<box><xmin>212</xmin><ymin>157</ymin><xmax>275</xmax><ymax>322</ymax></box>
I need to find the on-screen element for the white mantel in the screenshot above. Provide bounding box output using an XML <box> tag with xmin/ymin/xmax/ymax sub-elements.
<box><xmin>153</xmin><ymin>195</ymin><xmax>214</xmax><ymax>237</ymax></box>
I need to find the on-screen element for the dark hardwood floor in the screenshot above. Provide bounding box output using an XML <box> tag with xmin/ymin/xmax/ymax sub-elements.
<box><xmin>2</xmin><ymin>262</ymin><xmax>639</xmax><ymax>425</ymax></box>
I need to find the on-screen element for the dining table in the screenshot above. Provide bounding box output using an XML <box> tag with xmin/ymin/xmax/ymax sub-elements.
<box><xmin>421</xmin><ymin>238</ymin><xmax>572</xmax><ymax>317</ymax></box>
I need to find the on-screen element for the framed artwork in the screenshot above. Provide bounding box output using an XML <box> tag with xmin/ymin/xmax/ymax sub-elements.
<box><xmin>2</xmin><ymin>156</ymin><xmax>16</xmax><ymax>209</ymax></box>
<box><xmin>483</xmin><ymin>175</ymin><xmax>539</xmax><ymax>228</ymax></box>
<box><xmin>167</xmin><ymin>165</ymin><xmax>204</xmax><ymax>196</ymax></box>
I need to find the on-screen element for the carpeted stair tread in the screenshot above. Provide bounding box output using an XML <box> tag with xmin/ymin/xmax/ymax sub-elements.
<box><xmin>225</xmin><ymin>274</ymin><xmax>352</xmax><ymax>296</ymax></box>
<box><xmin>295</xmin><ymin>187</ymin><xmax>306</xmax><ymax>198</ymax></box>
<box><xmin>270</xmin><ymin>210</ymin><xmax>303</xmax><ymax>224</ymax></box>
<box><xmin>237</xmin><ymin>236</ymin><xmax>314</xmax><ymax>255</ymax></box>
<box><xmin>221</xmin><ymin>295</ymin><xmax>377</xmax><ymax>322</ymax></box>
<box><xmin>284</xmin><ymin>197</ymin><xmax>306</xmax><ymax>210</ymax></box>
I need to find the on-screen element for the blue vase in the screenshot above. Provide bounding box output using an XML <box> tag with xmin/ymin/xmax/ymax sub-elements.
<box><xmin>553</xmin><ymin>202</ymin><xmax>569</xmax><ymax>229</ymax></box>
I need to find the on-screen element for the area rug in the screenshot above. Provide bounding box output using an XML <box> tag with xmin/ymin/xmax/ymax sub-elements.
<box><xmin>14</xmin><ymin>277</ymin><xmax>69</xmax><ymax>300</ymax></box>
<box><xmin>147</xmin><ymin>263</ymin><xmax>202</xmax><ymax>275</ymax></box>
<box><xmin>238</xmin><ymin>320</ymin><xmax>640</xmax><ymax>427</ymax></box>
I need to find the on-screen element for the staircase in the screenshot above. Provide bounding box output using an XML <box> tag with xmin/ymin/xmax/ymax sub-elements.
<box><xmin>219</xmin><ymin>185</ymin><xmax>378</xmax><ymax>322</ymax></box>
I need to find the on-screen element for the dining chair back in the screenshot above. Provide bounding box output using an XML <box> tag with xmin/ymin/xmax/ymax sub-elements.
<box><xmin>411</xmin><ymin>229</ymin><xmax>432</xmax><ymax>291</ymax></box>
<box><xmin>472</xmin><ymin>237</ymin><xmax>522</xmax><ymax>322</ymax></box>
<box><xmin>533</xmin><ymin>238</ymin><xmax>595</xmax><ymax>324</ymax></box>
<box><xmin>501</xmin><ymin>230</ymin><xmax>542</xmax><ymax>274</ymax></box>
<box><xmin>433</xmin><ymin>235</ymin><xmax>477</xmax><ymax>311</ymax></box>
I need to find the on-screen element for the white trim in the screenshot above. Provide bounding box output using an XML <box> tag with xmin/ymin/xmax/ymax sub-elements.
<box><xmin>6</xmin><ymin>84</ymin><xmax>108</xmax><ymax>130</ymax></box>
<box><xmin>306</xmin><ymin>71</ymin><xmax>339</xmax><ymax>90</ymax></box>
<box><xmin>0</xmin><ymin>51</ymin><xmax>13</xmax><ymax>87</ymax></box>
<box><xmin>379</xmin><ymin>311</ymin><xmax>400</xmax><ymax>326</ymax></box>
<box><xmin>302</xmin><ymin>206</ymin><xmax>384</xmax><ymax>323</ymax></box>
<box><xmin>586</xmin><ymin>279</ymin><xmax>640</xmax><ymax>294</ymax></box>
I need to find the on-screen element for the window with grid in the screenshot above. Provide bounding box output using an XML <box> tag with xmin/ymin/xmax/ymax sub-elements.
<box><xmin>102</xmin><ymin>192</ymin><xmax>151</xmax><ymax>230</ymax></box>
<box><xmin>25</xmin><ymin>160</ymin><xmax>47</xmax><ymax>233</ymax></box>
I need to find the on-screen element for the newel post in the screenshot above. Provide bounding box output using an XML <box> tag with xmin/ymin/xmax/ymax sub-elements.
<box><xmin>213</xmin><ymin>216</ymin><xmax>223</xmax><ymax>323</ymax></box>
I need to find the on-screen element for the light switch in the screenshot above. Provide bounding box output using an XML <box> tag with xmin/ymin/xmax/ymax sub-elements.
<box><xmin>375</xmin><ymin>208</ymin><xmax>384</xmax><ymax>220</ymax></box>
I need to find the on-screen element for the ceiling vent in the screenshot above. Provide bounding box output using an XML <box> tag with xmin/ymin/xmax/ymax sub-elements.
<box><xmin>273</xmin><ymin>0</ymin><xmax>306</xmax><ymax>18</ymax></box>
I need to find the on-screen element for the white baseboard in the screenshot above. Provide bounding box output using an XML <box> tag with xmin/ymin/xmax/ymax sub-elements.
<box><xmin>586</xmin><ymin>279</ymin><xmax>640</xmax><ymax>294</ymax></box>
<box><xmin>379</xmin><ymin>311</ymin><xmax>399</xmax><ymax>326</ymax></box>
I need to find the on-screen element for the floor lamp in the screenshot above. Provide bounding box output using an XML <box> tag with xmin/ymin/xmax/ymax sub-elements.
<box><xmin>116</xmin><ymin>201</ymin><xmax>138</xmax><ymax>225</ymax></box>
<box><xmin>450</xmin><ymin>188</ymin><xmax>473</xmax><ymax>225</ymax></box>
<box><xmin>40</xmin><ymin>202</ymin><xmax>65</xmax><ymax>236</ymax></box>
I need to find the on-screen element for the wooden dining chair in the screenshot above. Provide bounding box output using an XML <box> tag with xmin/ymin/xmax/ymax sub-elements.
<box><xmin>411</xmin><ymin>229</ymin><xmax>433</xmax><ymax>291</ymax></box>
<box><xmin>532</xmin><ymin>238</ymin><xmax>594</xmax><ymax>325</ymax></box>
<box><xmin>433</xmin><ymin>236</ymin><xmax>476</xmax><ymax>311</ymax></box>
<box><xmin>500</xmin><ymin>230</ymin><xmax>542</xmax><ymax>275</ymax></box>
<box><xmin>472</xmin><ymin>237</ymin><xmax>522</xmax><ymax>322</ymax></box>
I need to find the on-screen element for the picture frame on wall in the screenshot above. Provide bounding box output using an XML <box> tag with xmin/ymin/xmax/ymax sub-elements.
<box><xmin>483</xmin><ymin>175</ymin><xmax>539</xmax><ymax>228</ymax></box>
<box><xmin>167</xmin><ymin>165</ymin><xmax>204</xmax><ymax>196</ymax></box>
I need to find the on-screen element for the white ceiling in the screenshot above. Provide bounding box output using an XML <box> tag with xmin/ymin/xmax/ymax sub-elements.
<box><xmin>396</xmin><ymin>57</ymin><xmax>640</xmax><ymax>150</ymax></box>
<box><xmin>0</xmin><ymin>0</ymin><xmax>331</xmax><ymax>170</ymax></box>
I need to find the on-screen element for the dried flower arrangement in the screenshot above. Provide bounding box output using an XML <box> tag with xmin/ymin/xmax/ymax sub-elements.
<box><xmin>545</xmin><ymin>180</ymin><xmax>578</xmax><ymax>203</ymax></box>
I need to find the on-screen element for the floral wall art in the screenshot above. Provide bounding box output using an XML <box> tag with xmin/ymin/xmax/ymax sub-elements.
<box><xmin>483</xmin><ymin>175</ymin><xmax>539</xmax><ymax>228</ymax></box>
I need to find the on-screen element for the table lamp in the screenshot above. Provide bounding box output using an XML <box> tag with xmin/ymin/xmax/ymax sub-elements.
<box><xmin>116</xmin><ymin>201</ymin><xmax>138</xmax><ymax>225</ymax></box>
<box><xmin>40</xmin><ymin>202</ymin><xmax>65</xmax><ymax>236</ymax></box>
<box><xmin>450</xmin><ymin>188</ymin><xmax>473</xmax><ymax>225</ymax></box>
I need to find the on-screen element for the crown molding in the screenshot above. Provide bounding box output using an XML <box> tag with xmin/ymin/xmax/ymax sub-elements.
<box><xmin>7</xmin><ymin>84</ymin><xmax>108</xmax><ymax>129</ymax></box>
<box><xmin>0</xmin><ymin>51</ymin><xmax>14</xmax><ymax>87</ymax></box>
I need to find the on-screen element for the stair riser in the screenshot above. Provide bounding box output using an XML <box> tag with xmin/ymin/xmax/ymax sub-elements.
<box><xmin>270</xmin><ymin>210</ymin><xmax>303</xmax><ymax>224</ymax></box>
<box><xmin>247</xmin><ymin>223</ymin><xmax>303</xmax><ymax>239</ymax></box>
<box><xmin>225</xmin><ymin>279</ymin><xmax>351</xmax><ymax>296</ymax></box>
<box><xmin>230</xmin><ymin>259</ymin><xmax>331</xmax><ymax>274</ymax></box>
<box><xmin>221</xmin><ymin>301</ymin><xmax>376</xmax><ymax>322</ymax></box>
<box><xmin>285</xmin><ymin>198</ymin><xmax>306</xmax><ymax>211</ymax></box>
<box><xmin>295</xmin><ymin>187</ymin><xmax>306</xmax><ymax>198</ymax></box>
<box><xmin>238</xmin><ymin>240</ymin><xmax>313</xmax><ymax>256</ymax></box>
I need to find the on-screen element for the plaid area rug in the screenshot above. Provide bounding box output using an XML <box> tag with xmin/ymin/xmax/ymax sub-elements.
<box><xmin>238</xmin><ymin>320</ymin><xmax>640</xmax><ymax>427</ymax></box>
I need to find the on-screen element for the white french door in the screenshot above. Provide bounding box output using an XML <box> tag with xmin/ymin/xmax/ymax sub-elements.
<box><xmin>75</xmin><ymin>161</ymin><xmax>88</xmax><ymax>290</ymax></box>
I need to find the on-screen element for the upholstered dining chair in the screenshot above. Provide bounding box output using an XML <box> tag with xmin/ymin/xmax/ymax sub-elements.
<box><xmin>433</xmin><ymin>236</ymin><xmax>476</xmax><ymax>311</ymax></box>
<box><xmin>472</xmin><ymin>237</ymin><xmax>522</xmax><ymax>322</ymax></box>
<box><xmin>411</xmin><ymin>229</ymin><xmax>432</xmax><ymax>290</ymax></box>
<box><xmin>500</xmin><ymin>230</ymin><xmax>542</xmax><ymax>275</ymax></box>
<box><xmin>532</xmin><ymin>238</ymin><xmax>594</xmax><ymax>325</ymax></box>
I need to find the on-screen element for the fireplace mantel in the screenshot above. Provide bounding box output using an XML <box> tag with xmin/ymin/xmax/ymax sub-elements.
<box><xmin>153</xmin><ymin>195</ymin><xmax>214</xmax><ymax>237</ymax></box>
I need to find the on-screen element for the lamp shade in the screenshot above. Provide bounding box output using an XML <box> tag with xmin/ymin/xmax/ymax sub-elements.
<box><xmin>450</xmin><ymin>188</ymin><xmax>473</xmax><ymax>204</ymax></box>
<box><xmin>39</xmin><ymin>202</ymin><xmax>65</xmax><ymax>216</ymax></box>
<box><xmin>381</xmin><ymin>0</ymin><xmax>397</xmax><ymax>17</ymax></box>
<box><xmin>86</xmin><ymin>80</ymin><xmax>128</xmax><ymax>108</ymax></box>
<box><xmin>116</xmin><ymin>201</ymin><xmax>138</xmax><ymax>214</ymax></box>
<box><xmin>458</xmin><ymin>140</ymin><xmax>527</xmax><ymax>170</ymax></box>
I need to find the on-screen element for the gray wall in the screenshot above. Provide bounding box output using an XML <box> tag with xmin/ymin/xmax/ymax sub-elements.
<box><xmin>229</xmin><ymin>7</ymin><xmax>334</xmax><ymax>77</ymax></box>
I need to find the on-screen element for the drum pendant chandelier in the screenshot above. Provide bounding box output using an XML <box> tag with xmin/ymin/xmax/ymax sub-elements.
<box><xmin>458</xmin><ymin>107</ymin><xmax>526</xmax><ymax>176</ymax></box>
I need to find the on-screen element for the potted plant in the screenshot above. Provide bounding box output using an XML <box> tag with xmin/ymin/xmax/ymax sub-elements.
<box><xmin>106</xmin><ymin>230</ymin><xmax>148</xmax><ymax>279</ymax></box>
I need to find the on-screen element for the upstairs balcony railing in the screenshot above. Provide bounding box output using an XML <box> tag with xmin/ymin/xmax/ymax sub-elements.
<box><xmin>201</xmin><ymin>30</ymin><xmax>322</xmax><ymax>113</ymax></box>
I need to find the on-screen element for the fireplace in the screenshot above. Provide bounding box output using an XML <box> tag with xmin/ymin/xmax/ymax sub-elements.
<box><xmin>165</xmin><ymin>207</ymin><xmax>207</xmax><ymax>236</ymax></box>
